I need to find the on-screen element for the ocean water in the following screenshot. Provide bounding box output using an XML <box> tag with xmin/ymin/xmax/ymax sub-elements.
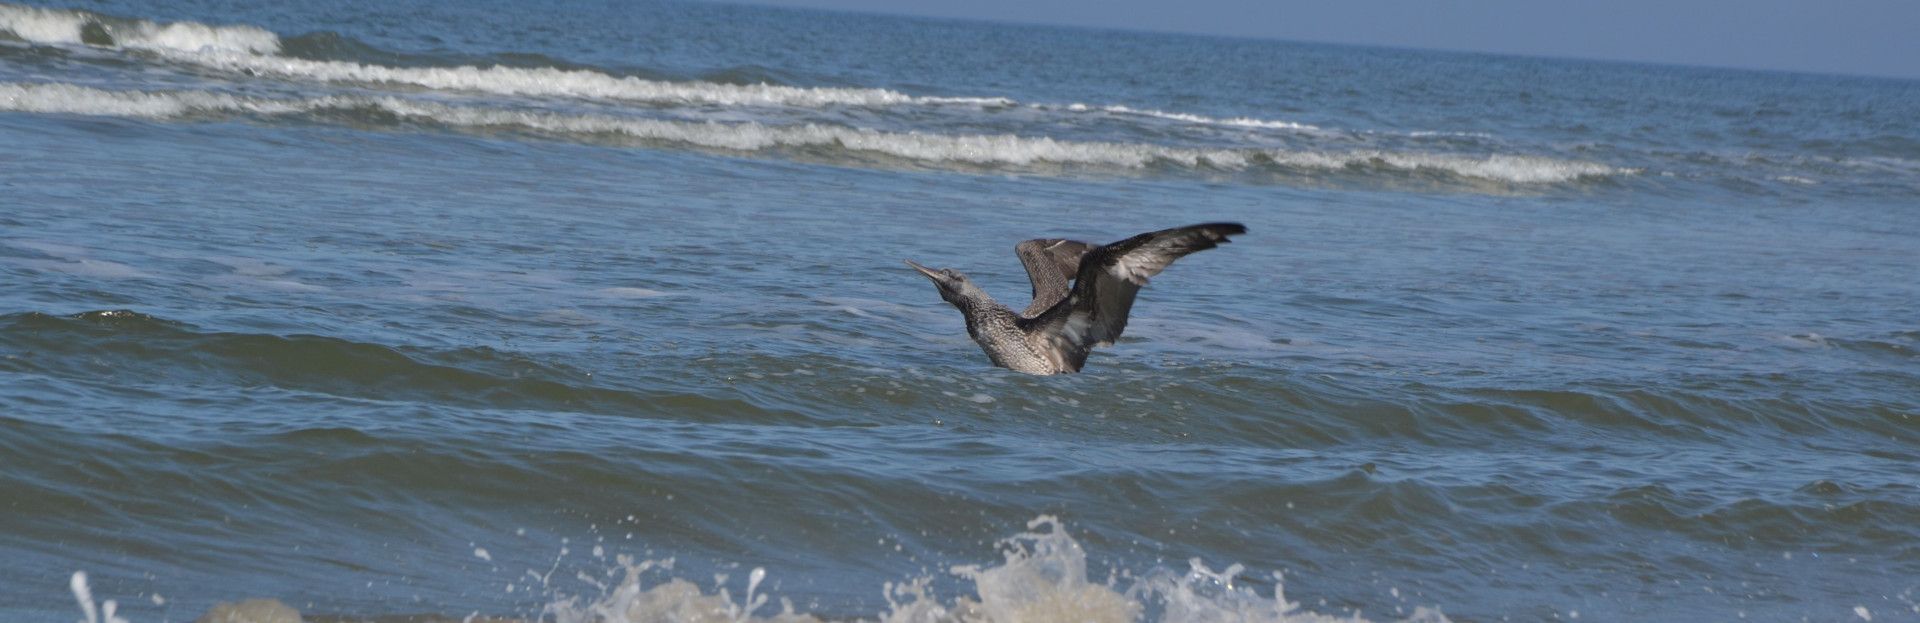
<box><xmin>3</xmin><ymin>0</ymin><xmax>1918</xmax><ymax>620</ymax></box>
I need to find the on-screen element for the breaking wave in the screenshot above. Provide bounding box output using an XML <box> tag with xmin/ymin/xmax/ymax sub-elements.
<box><xmin>0</xmin><ymin>2</ymin><xmax>276</xmax><ymax>54</ymax></box>
<box><xmin>0</xmin><ymin>82</ymin><xmax>1628</xmax><ymax>185</ymax></box>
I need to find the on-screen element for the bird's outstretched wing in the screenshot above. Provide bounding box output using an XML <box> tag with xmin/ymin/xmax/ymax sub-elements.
<box><xmin>1014</xmin><ymin>238</ymin><xmax>1094</xmax><ymax>317</ymax></box>
<box><xmin>1021</xmin><ymin>223</ymin><xmax>1246</xmax><ymax>373</ymax></box>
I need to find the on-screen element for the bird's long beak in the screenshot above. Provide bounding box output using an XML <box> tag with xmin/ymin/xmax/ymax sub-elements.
<box><xmin>903</xmin><ymin>259</ymin><xmax>940</xmax><ymax>280</ymax></box>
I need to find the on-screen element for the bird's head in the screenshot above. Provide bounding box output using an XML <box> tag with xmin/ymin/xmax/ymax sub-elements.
<box><xmin>904</xmin><ymin>260</ymin><xmax>985</xmax><ymax>308</ymax></box>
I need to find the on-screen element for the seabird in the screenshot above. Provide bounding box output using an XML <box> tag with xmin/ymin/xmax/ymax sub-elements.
<box><xmin>905</xmin><ymin>222</ymin><xmax>1247</xmax><ymax>375</ymax></box>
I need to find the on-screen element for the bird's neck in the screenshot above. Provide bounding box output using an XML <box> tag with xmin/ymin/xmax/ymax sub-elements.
<box><xmin>954</xmin><ymin>293</ymin><xmax>1012</xmax><ymax>332</ymax></box>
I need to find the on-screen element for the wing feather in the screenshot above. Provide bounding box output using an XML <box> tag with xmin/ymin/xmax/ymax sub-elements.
<box><xmin>1021</xmin><ymin>222</ymin><xmax>1245</xmax><ymax>372</ymax></box>
<box><xmin>1014</xmin><ymin>238</ymin><xmax>1093</xmax><ymax>317</ymax></box>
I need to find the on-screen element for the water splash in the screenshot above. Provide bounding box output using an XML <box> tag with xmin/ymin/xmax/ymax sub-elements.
<box><xmin>68</xmin><ymin>517</ymin><xmax>1444</xmax><ymax>622</ymax></box>
<box><xmin>542</xmin><ymin>516</ymin><xmax>1444</xmax><ymax>623</ymax></box>
<box><xmin>70</xmin><ymin>572</ymin><xmax>131</xmax><ymax>623</ymax></box>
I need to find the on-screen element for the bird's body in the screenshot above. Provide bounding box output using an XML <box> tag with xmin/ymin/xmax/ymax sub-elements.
<box><xmin>906</xmin><ymin>222</ymin><xmax>1246</xmax><ymax>375</ymax></box>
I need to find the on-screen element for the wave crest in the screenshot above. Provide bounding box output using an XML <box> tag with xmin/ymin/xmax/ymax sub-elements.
<box><xmin>0</xmin><ymin>82</ymin><xmax>1627</xmax><ymax>185</ymax></box>
<box><xmin>0</xmin><ymin>3</ymin><xmax>277</xmax><ymax>54</ymax></box>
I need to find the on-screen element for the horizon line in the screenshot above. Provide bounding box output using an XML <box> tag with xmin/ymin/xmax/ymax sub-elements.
<box><xmin>709</xmin><ymin>0</ymin><xmax>1920</xmax><ymax>83</ymax></box>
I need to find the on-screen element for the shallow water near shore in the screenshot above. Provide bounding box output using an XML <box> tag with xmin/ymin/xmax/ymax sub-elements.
<box><xmin>3</xmin><ymin>0</ymin><xmax>1919</xmax><ymax>621</ymax></box>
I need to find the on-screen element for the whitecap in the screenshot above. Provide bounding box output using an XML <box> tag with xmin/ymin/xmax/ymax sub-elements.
<box><xmin>0</xmin><ymin>3</ymin><xmax>278</xmax><ymax>54</ymax></box>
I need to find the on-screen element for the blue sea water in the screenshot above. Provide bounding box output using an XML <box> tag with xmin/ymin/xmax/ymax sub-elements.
<box><xmin>2</xmin><ymin>0</ymin><xmax>1918</xmax><ymax>621</ymax></box>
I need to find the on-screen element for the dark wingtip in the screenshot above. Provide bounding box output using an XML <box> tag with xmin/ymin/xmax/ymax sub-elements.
<box><xmin>1196</xmin><ymin>222</ymin><xmax>1247</xmax><ymax>241</ymax></box>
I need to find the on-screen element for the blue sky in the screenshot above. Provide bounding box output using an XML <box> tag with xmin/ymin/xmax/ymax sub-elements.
<box><xmin>733</xmin><ymin>0</ymin><xmax>1920</xmax><ymax>79</ymax></box>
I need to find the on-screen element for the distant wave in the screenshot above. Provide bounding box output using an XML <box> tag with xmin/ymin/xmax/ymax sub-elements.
<box><xmin>0</xmin><ymin>3</ymin><xmax>1008</xmax><ymax>107</ymax></box>
<box><xmin>0</xmin><ymin>82</ymin><xmax>1629</xmax><ymax>185</ymax></box>
<box><xmin>0</xmin><ymin>2</ymin><xmax>1335</xmax><ymax>133</ymax></box>
<box><xmin>0</xmin><ymin>2</ymin><xmax>1636</xmax><ymax>187</ymax></box>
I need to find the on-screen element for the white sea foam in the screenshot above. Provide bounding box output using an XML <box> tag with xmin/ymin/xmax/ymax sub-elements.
<box><xmin>0</xmin><ymin>82</ymin><xmax>1626</xmax><ymax>184</ymax></box>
